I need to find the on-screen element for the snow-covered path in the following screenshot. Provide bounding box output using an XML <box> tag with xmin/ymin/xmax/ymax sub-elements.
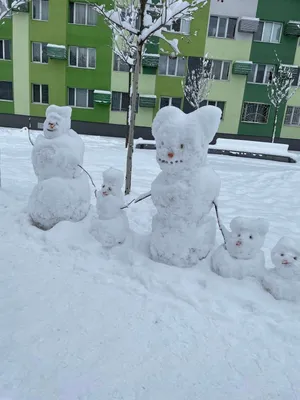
<box><xmin>0</xmin><ymin>128</ymin><xmax>300</xmax><ymax>400</ymax></box>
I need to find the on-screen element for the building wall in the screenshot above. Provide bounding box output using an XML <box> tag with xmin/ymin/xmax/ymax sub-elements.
<box><xmin>0</xmin><ymin>17</ymin><xmax>14</xmax><ymax>114</ymax></box>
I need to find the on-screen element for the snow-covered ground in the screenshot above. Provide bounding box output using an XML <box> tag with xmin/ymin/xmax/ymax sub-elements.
<box><xmin>1</xmin><ymin>127</ymin><xmax>300</xmax><ymax>400</ymax></box>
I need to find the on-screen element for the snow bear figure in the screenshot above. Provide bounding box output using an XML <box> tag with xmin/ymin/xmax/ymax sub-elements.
<box><xmin>28</xmin><ymin>105</ymin><xmax>91</xmax><ymax>230</ymax></box>
<box><xmin>90</xmin><ymin>168</ymin><xmax>129</xmax><ymax>248</ymax></box>
<box><xmin>262</xmin><ymin>237</ymin><xmax>300</xmax><ymax>302</ymax></box>
<box><xmin>150</xmin><ymin>105</ymin><xmax>222</xmax><ymax>267</ymax></box>
<box><xmin>211</xmin><ymin>217</ymin><xmax>269</xmax><ymax>280</ymax></box>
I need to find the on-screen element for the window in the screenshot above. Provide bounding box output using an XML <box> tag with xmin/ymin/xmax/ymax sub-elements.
<box><xmin>158</xmin><ymin>55</ymin><xmax>186</xmax><ymax>76</ymax></box>
<box><xmin>241</xmin><ymin>102</ymin><xmax>270</xmax><ymax>124</ymax></box>
<box><xmin>68</xmin><ymin>88</ymin><xmax>94</xmax><ymax>108</ymax></box>
<box><xmin>32</xmin><ymin>0</ymin><xmax>49</xmax><ymax>21</ymax></box>
<box><xmin>113</xmin><ymin>54</ymin><xmax>130</xmax><ymax>72</ymax></box>
<box><xmin>0</xmin><ymin>81</ymin><xmax>13</xmax><ymax>101</ymax></box>
<box><xmin>166</xmin><ymin>18</ymin><xmax>191</xmax><ymax>34</ymax></box>
<box><xmin>284</xmin><ymin>106</ymin><xmax>300</xmax><ymax>126</ymax></box>
<box><xmin>247</xmin><ymin>64</ymin><xmax>274</xmax><ymax>84</ymax></box>
<box><xmin>111</xmin><ymin>91</ymin><xmax>138</xmax><ymax>112</ymax></box>
<box><xmin>160</xmin><ymin>97</ymin><xmax>182</xmax><ymax>109</ymax></box>
<box><xmin>0</xmin><ymin>39</ymin><xmax>11</xmax><ymax>60</ymax></box>
<box><xmin>208</xmin><ymin>16</ymin><xmax>237</xmax><ymax>39</ymax></box>
<box><xmin>69</xmin><ymin>46</ymin><xmax>96</xmax><ymax>69</ymax></box>
<box><xmin>254</xmin><ymin>21</ymin><xmax>282</xmax><ymax>43</ymax></box>
<box><xmin>32</xmin><ymin>84</ymin><xmax>49</xmax><ymax>104</ymax></box>
<box><xmin>69</xmin><ymin>2</ymin><xmax>98</xmax><ymax>26</ymax></box>
<box><xmin>199</xmin><ymin>100</ymin><xmax>225</xmax><ymax>119</ymax></box>
<box><xmin>211</xmin><ymin>60</ymin><xmax>230</xmax><ymax>80</ymax></box>
<box><xmin>32</xmin><ymin>42</ymin><xmax>48</xmax><ymax>64</ymax></box>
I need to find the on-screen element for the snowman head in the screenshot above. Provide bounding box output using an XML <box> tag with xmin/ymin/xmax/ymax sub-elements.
<box><xmin>100</xmin><ymin>168</ymin><xmax>124</xmax><ymax>198</ymax></box>
<box><xmin>226</xmin><ymin>217</ymin><xmax>269</xmax><ymax>259</ymax></box>
<box><xmin>43</xmin><ymin>105</ymin><xmax>72</xmax><ymax>139</ymax></box>
<box><xmin>152</xmin><ymin>105</ymin><xmax>221</xmax><ymax>173</ymax></box>
<box><xmin>271</xmin><ymin>237</ymin><xmax>300</xmax><ymax>269</ymax></box>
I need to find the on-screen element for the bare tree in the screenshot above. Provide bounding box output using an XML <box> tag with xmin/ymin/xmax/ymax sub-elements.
<box><xmin>0</xmin><ymin>0</ymin><xmax>28</xmax><ymax>20</ymax></box>
<box><xmin>89</xmin><ymin>0</ymin><xmax>208</xmax><ymax>194</ymax></box>
<box><xmin>182</xmin><ymin>54</ymin><xmax>213</xmax><ymax>109</ymax></box>
<box><xmin>267</xmin><ymin>57</ymin><xmax>299</xmax><ymax>143</ymax></box>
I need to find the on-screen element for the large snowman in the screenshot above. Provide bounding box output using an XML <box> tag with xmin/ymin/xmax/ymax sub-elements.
<box><xmin>28</xmin><ymin>105</ymin><xmax>91</xmax><ymax>230</ymax></box>
<box><xmin>150</xmin><ymin>105</ymin><xmax>222</xmax><ymax>267</ymax></box>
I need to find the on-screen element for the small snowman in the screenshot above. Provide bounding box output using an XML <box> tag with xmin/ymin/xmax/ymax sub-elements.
<box><xmin>90</xmin><ymin>168</ymin><xmax>129</xmax><ymax>248</ymax></box>
<box><xmin>211</xmin><ymin>217</ymin><xmax>269</xmax><ymax>280</ymax></box>
<box><xmin>262</xmin><ymin>237</ymin><xmax>300</xmax><ymax>301</ymax></box>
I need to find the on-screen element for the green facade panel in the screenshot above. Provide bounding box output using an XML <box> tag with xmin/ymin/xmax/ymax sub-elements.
<box><xmin>284</xmin><ymin>21</ymin><xmax>300</xmax><ymax>36</ymax></box>
<box><xmin>232</xmin><ymin>61</ymin><xmax>253</xmax><ymax>75</ymax></box>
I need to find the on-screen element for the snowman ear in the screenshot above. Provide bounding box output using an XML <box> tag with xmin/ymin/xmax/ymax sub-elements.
<box><xmin>255</xmin><ymin>218</ymin><xmax>269</xmax><ymax>236</ymax></box>
<box><xmin>192</xmin><ymin>105</ymin><xmax>222</xmax><ymax>144</ymax></box>
<box><xmin>230</xmin><ymin>217</ymin><xmax>243</xmax><ymax>232</ymax></box>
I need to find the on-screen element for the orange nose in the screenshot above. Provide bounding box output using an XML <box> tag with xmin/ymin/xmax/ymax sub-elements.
<box><xmin>168</xmin><ymin>152</ymin><xmax>174</xmax><ymax>158</ymax></box>
<box><xmin>49</xmin><ymin>123</ymin><xmax>55</xmax><ymax>129</ymax></box>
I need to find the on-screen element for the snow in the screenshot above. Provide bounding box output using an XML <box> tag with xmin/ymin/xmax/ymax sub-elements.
<box><xmin>1</xmin><ymin>127</ymin><xmax>300</xmax><ymax>399</ymax></box>
<box><xmin>140</xmin><ymin>94</ymin><xmax>157</xmax><ymax>98</ymax></box>
<box><xmin>94</xmin><ymin>90</ymin><xmax>111</xmax><ymax>95</ymax></box>
<box><xmin>150</xmin><ymin>105</ymin><xmax>222</xmax><ymax>267</ymax></box>
<box><xmin>235</xmin><ymin>60</ymin><xmax>253</xmax><ymax>64</ymax></box>
<box><xmin>47</xmin><ymin>44</ymin><xmax>66</xmax><ymax>49</ymax></box>
<box><xmin>240</xmin><ymin>17</ymin><xmax>259</xmax><ymax>21</ymax></box>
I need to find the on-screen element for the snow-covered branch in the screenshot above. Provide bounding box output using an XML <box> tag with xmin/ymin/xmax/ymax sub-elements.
<box><xmin>183</xmin><ymin>54</ymin><xmax>213</xmax><ymax>109</ymax></box>
<box><xmin>0</xmin><ymin>0</ymin><xmax>28</xmax><ymax>20</ymax></box>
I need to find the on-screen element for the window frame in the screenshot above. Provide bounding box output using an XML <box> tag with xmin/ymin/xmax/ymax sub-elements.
<box><xmin>69</xmin><ymin>2</ymin><xmax>98</xmax><ymax>26</ymax></box>
<box><xmin>167</xmin><ymin>18</ymin><xmax>191</xmax><ymax>34</ymax></box>
<box><xmin>247</xmin><ymin>63</ymin><xmax>274</xmax><ymax>85</ymax></box>
<box><xmin>241</xmin><ymin>102</ymin><xmax>270</xmax><ymax>124</ymax></box>
<box><xmin>211</xmin><ymin>59</ymin><xmax>231</xmax><ymax>81</ymax></box>
<box><xmin>159</xmin><ymin>96</ymin><xmax>182</xmax><ymax>109</ymax></box>
<box><xmin>32</xmin><ymin>42</ymin><xmax>48</xmax><ymax>64</ymax></box>
<box><xmin>68</xmin><ymin>46</ymin><xmax>96</xmax><ymax>69</ymax></box>
<box><xmin>0</xmin><ymin>39</ymin><xmax>11</xmax><ymax>61</ymax></box>
<box><xmin>68</xmin><ymin>87</ymin><xmax>94</xmax><ymax>109</ymax></box>
<box><xmin>284</xmin><ymin>106</ymin><xmax>300</xmax><ymax>126</ymax></box>
<box><xmin>208</xmin><ymin>15</ymin><xmax>237</xmax><ymax>39</ymax></box>
<box><xmin>200</xmin><ymin>100</ymin><xmax>225</xmax><ymax>119</ymax></box>
<box><xmin>253</xmin><ymin>21</ymin><xmax>283</xmax><ymax>44</ymax></box>
<box><xmin>32</xmin><ymin>0</ymin><xmax>49</xmax><ymax>21</ymax></box>
<box><xmin>113</xmin><ymin>54</ymin><xmax>130</xmax><ymax>72</ymax></box>
<box><xmin>0</xmin><ymin>80</ymin><xmax>13</xmax><ymax>102</ymax></box>
<box><xmin>158</xmin><ymin>55</ymin><xmax>186</xmax><ymax>77</ymax></box>
<box><xmin>111</xmin><ymin>91</ymin><xmax>139</xmax><ymax>113</ymax></box>
<box><xmin>32</xmin><ymin>83</ymin><xmax>49</xmax><ymax>104</ymax></box>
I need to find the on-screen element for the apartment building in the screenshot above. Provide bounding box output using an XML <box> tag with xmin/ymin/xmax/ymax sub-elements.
<box><xmin>0</xmin><ymin>0</ymin><xmax>300</xmax><ymax>147</ymax></box>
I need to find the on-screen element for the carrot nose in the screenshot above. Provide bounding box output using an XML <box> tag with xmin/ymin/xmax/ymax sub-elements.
<box><xmin>168</xmin><ymin>152</ymin><xmax>174</xmax><ymax>158</ymax></box>
<box><xmin>49</xmin><ymin>123</ymin><xmax>55</xmax><ymax>129</ymax></box>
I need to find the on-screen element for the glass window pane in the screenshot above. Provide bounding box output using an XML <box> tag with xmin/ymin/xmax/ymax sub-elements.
<box><xmin>221</xmin><ymin>61</ymin><xmax>230</xmax><ymax>80</ymax></box>
<box><xmin>0</xmin><ymin>81</ymin><xmax>13</xmax><ymax>100</ymax></box>
<box><xmin>272</xmin><ymin>23</ymin><xmax>282</xmax><ymax>43</ymax></box>
<box><xmin>41</xmin><ymin>0</ymin><xmax>48</xmax><ymax>21</ymax></box>
<box><xmin>113</xmin><ymin>54</ymin><xmax>119</xmax><ymax>71</ymax></box>
<box><xmin>167</xmin><ymin>57</ymin><xmax>176</xmax><ymax>75</ymax></box>
<box><xmin>291</xmin><ymin>107</ymin><xmax>300</xmax><ymax>125</ymax></box>
<box><xmin>181</xmin><ymin>19</ymin><xmax>190</xmax><ymax>34</ymax></box>
<box><xmin>112</xmin><ymin>92</ymin><xmax>121</xmax><ymax>111</ymax></box>
<box><xmin>262</xmin><ymin>22</ymin><xmax>272</xmax><ymax>42</ymax></box>
<box><xmin>171</xmin><ymin>97</ymin><xmax>182</xmax><ymax>108</ymax></box>
<box><xmin>121</xmin><ymin>92</ymin><xmax>129</xmax><ymax>111</ymax></box>
<box><xmin>69</xmin><ymin>2</ymin><xmax>74</xmax><ymax>23</ymax></box>
<box><xmin>42</xmin><ymin>84</ymin><xmax>48</xmax><ymax>104</ymax></box>
<box><xmin>68</xmin><ymin>88</ymin><xmax>75</xmax><ymax>106</ymax></box>
<box><xmin>257</xmin><ymin>104</ymin><xmax>269</xmax><ymax>123</ymax></box>
<box><xmin>76</xmin><ymin>88</ymin><xmax>87</xmax><ymax>107</ymax></box>
<box><xmin>199</xmin><ymin>100</ymin><xmax>208</xmax><ymax>108</ymax></box>
<box><xmin>217</xmin><ymin>101</ymin><xmax>225</xmax><ymax>117</ymax></box>
<box><xmin>32</xmin><ymin>84</ymin><xmax>40</xmax><ymax>103</ymax></box>
<box><xmin>208</xmin><ymin>101</ymin><xmax>216</xmax><ymax>106</ymax></box>
<box><xmin>177</xmin><ymin>57</ymin><xmax>186</xmax><ymax>76</ymax></box>
<box><xmin>160</xmin><ymin>97</ymin><xmax>170</xmax><ymax>109</ymax></box>
<box><xmin>4</xmin><ymin>40</ymin><xmax>11</xmax><ymax>60</ymax></box>
<box><xmin>32</xmin><ymin>42</ymin><xmax>41</xmax><ymax>62</ymax></box>
<box><xmin>88</xmin><ymin>48</ymin><xmax>96</xmax><ymax>68</ymax></box>
<box><xmin>247</xmin><ymin>64</ymin><xmax>256</xmax><ymax>83</ymax></box>
<box><xmin>217</xmin><ymin>17</ymin><xmax>227</xmax><ymax>38</ymax></box>
<box><xmin>264</xmin><ymin>65</ymin><xmax>274</xmax><ymax>83</ymax></box>
<box><xmin>69</xmin><ymin>46</ymin><xmax>77</xmax><ymax>66</ymax></box>
<box><xmin>87</xmin><ymin>5</ymin><xmax>98</xmax><ymax>25</ymax></box>
<box><xmin>284</xmin><ymin>106</ymin><xmax>293</xmax><ymax>125</ymax></box>
<box><xmin>212</xmin><ymin>60</ymin><xmax>221</xmax><ymax>80</ymax></box>
<box><xmin>78</xmin><ymin>47</ymin><xmax>87</xmax><ymax>67</ymax></box>
<box><xmin>158</xmin><ymin>55</ymin><xmax>167</xmax><ymax>75</ymax></box>
<box><xmin>292</xmin><ymin>68</ymin><xmax>300</xmax><ymax>87</ymax></box>
<box><xmin>227</xmin><ymin>18</ymin><xmax>236</xmax><ymax>39</ymax></box>
<box><xmin>88</xmin><ymin>90</ymin><xmax>94</xmax><ymax>108</ymax></box>
<box><xmin>208</xmin><ymin>16</ymin><xmax>218</xmax><ymax>37</ymax></box>
<box><xmin>0</xmin><ymin>40</ymin><xmax>3</xmax><ymax>59</ymax></box>
<box><xmin>32</xmin><ymin>0</ymin><xmax>40</xmax><ymax>19</ymax></box>
<box><xmin>172</xmin><ymin>19</ymin><xmax>181</xmax><ymax>32</ymax></box>
<box><xmin>42</xmin><ymin>43</ymin><xmax>48</xmax><ymax>63</ymax></box>
<box><xmin>256</xmin><ymin>64</ymin><xmax>265</xmax><ymax>83</ymax></box>
<box><xmin>254</xmin><ymin>21</ymin><xmax>263</xmax><ymax>41</ymax></box>
<box><xmin>75</xmin><ymin>3</ymin><xmax>86</xmax><ymax>24</ymax></box>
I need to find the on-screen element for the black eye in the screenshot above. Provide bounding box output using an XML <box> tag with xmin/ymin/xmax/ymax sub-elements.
<box><xmin>294</xmin><ymin>257</ymin><xmax>298</xmax><ymax>261</ymax></box>
<box><xmin>180</xmin><ymin>144</ymin><xmax>184</xmax><ymax>149</ymax></box>
<box><xmin>281</xmin><ymin>253</ymin><xmax>284</xmax><ymax>257</ymax></box>
<box><xmin>108</xmin><ymin>187</ymin><xmax>112</xmax><ymax>191</ymax></box>
<box><xmin>161</xmin><ymin>141</ymin><xmax>164</xmax><ymax>146</ymax></box>
<box><xmin>249</xmin><ymin>235</ymin><xmax>253</xmax><ymax>239</ymax></box>
<box><xmin>238</xmin><ymin>234</ymin><xmax>241</xmax><ymax>238</ymax></box>
<box><xmin>102</xmin><ymin>185</ymin><xmax>105</xmax><ymax>188</ymax></box>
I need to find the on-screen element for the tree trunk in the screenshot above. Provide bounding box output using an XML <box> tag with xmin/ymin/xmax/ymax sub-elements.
<box><xmin>125</xmin><ymin>68</ymin><xmax>132</xmax><ymax>148</ymax></box>
<box><xmin>271</xmin><ymin>106</ymin><xmax>278</xmax><ymax>143</ymax></box>
<box><xmin>124</xmin><ymin>44</ymin><xmax>142</xmax><ymax>195</ymax></box>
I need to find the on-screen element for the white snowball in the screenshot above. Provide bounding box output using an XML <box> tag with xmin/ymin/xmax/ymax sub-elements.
<box><xmin>150</xmin><ymin>105</ymin><xmax>222</xmax><ymax>267</ymax></box>
<box><xmin>211</xmin><ymin>217</ymin><xmax>269</xmax><ymax>279</ymax></box>
<box><xmin>262</xmin><ymin>237</ymin><xmax>300</xmax><ymax>302</ymax></box>
<box><xmin>90</xmin><ymin>168</ymin><xmax>129</xmax><ymax>248</ymax></box>
<box><xmin>28</xmin><ymin>173</ymin><xmax>91</xmax><ymax>230</ymax></box>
